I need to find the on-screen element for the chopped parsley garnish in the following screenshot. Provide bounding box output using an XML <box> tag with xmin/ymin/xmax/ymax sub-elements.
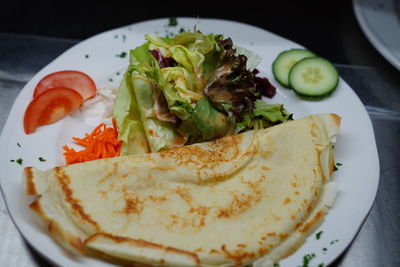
<box><xmin>85</xmin><ymin>54</ymin><xmax>89</xmax><ymax>59</ymax></box>
<box><xmin>122</xmin><ymin>34</ymin><xmax>126</xmax><ymax>43</ymax></box>
<box><xmin>315</xmin><ymin>230</ymin><xmax>323</xmax><ymax>240</ymax></box>
<box><xmin>163</xmin><ymin>18</ymin><xmax>181</xmax><ymax>37</ymax></box>
<box><xmin>116</xmin><ymin>52</ymin><xmax>127</xmax><ymax>58</ymax></box>
<box><xmin>10</xmin><ymin>158</ymin><xmax>24</xmax><ymax>165</ymax></box>
<box><xmin>116</xmin><ymin>72</ymin><xmax>120</xmax><ymax>76</ymax></box>
<box><xmin>108</xmin><ymin>78</ymin><xmax>114</xmax><ymax>82</ymax></box>
<box><xmin>114</xmin><ymin>34</ymin><xmax>118</xmax><ymax>39</ymax></box>
<box><xmin>39</xmin><ymin>157</ymin><xmax>46</xmax><ymax>162</ymax></box>
<box><xmin>168</xmin><ymin>17</ymin><xmax>178</xmax><ymax>27</ymax></box>
<box><xmin>298</xmin><ymin>253</ymin><xmax>316</xmax><ymax>267</ymax></box>
<box><xmin>330</xmin><ymin>239</ymin><xmax>339</xmax><ymax>245</ymax></box>
<box><xmin>318</xmin><ymin>264</ymin><xmax>324</xmax><ymax>267</ymax></box>
<box><xmin>333</xmin><ymin>162</ymin><xmax>342</xmax><ymax>171</ymax></box>
<box><xmin>273</xmin><ymin>264</ymin><xmax>280</xmax><ymax>267</ymax></box>
<box><xmin>17</xmin><ymin>142</ymin><xmax>21</xmax><ymax>147</ymax></box>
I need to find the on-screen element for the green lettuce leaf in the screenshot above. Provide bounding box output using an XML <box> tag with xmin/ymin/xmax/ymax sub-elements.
<box><xmin>234</xmin><ymin>99</ymin><xmax>292</xmax><ymax>134</ymax></box>
<box><xmin>169</xmin><ymin>101</ymin><xmax>194</xmax><ymax>121</ymax></box>
<box><xmin>129</xmin><ymin>42</ymin><xmax>153</xmax><ymax>67</ymax></box>
<box><xmin>130</xmin><ymin>41</ymin><xmax>201</xmax><ymax>121</ymax></box>
<box><xmin>112</xmin><ymin>72</ymin><xmax>150</xmax><ymax>155</ymax></box>
<box><xmin>178</xmin><ymin>97</ymin><xmax>230</xmax><ymax>141</ymax></box>
<box><xmin>115</xmin><ymin>39</ymin><xmax>188</xmax><ymax>152</ymax></box>
<box><xmin>171</xmin><ymin>32</ymin><xmax>214</xmax><ymax>54</ymax></box>
<box><xmin>253</xmin><ymin>100</ymin><xmax>289</xmax><ymax>122</ymax></box>
<box><xmin>169</xmin><ymin>45</ymin><xmax>205</xmax><ymax>91</ymax></box>
<box><xmin>131</xmin><ymin>74</ymin><xmax>182</xmax><ymax>152</ymax></box>
<box><xmin>233</xmin><ymin>113</ymin><xmax>252</xmax><ymax>134</ymax></box>
<box><xmin>145</xmin><ymin>33</ymin><xmax>171</xmax><ymax>48</ymax></box>
<box><xmin>119</xmin><ymin>120</ymin><xmax>149</xmax><ymax>155</ymax></box>
<box><xmin>160</xmin><ymin>66</ymin><xmax>202</xmax><ymax>112</ymax></box>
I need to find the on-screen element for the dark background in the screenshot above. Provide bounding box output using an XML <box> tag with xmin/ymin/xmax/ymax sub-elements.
<box><xmin>0</xmin><ymin>0</ymin><xmax>396</xmax><ymax>71</ymax></box>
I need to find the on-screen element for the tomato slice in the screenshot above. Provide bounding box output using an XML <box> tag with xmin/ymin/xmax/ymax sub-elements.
<box><xmin>24</xmin><ymin>87</ymin><xmax>83</xmax><ymax>134</ymax></box>
<box><xmin>33</xmin><ymin>70</ymin><xmax>96</xmax><ymax>100</ymax></box>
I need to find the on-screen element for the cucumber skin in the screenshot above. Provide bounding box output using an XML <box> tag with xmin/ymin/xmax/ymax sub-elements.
<box><xmin>289</xmin><ymin>57</ymin><xmax>339</xmax><ymax>99</ymax></box>
<box><xmin>272</xmin><ymin>59</ymin><xmax>289</xmax><ymax>88</ymax></box>
<box><xmin>272</xmin><ymin>57</ymin><xmax>289</xmax><ymax>88</ymax></box>
<box><xmin>272</xmin><ymin>48</ymin><xmax>316</xmax><ymax>88</ymax></box>
<box><xmin>294</xmin><ymin>89</ymin><xmax>337</xmax><ymax>100</ymax></box>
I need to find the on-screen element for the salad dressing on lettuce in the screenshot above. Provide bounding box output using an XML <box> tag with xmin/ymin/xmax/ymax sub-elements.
<box><xmin>113</xmin><ymin>31</ymin><xmax>292</xmax><ymax>155</ymax></box>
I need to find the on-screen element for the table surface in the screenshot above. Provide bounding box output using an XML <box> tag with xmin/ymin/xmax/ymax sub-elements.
<box><xmin>1</xmin><ymin>16</ymin><xmax>400</xmax><ymax>267</ymax></box>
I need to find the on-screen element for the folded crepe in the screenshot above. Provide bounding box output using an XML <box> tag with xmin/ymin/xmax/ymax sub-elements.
<box><xmin>24</xmin><ymin>113</ymin><xmax>340</xmax><ymax>267</ymax></box>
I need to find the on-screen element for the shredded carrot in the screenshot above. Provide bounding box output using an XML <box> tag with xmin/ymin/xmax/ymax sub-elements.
<box><xmin>63</xmin><ymin>118</ymin><xmax>122</xmax><ymax>165</ymax></box>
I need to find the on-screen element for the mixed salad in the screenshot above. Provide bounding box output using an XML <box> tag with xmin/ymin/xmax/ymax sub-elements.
<box><xmin>112</xmin><ymin>31</ymin><xmax>292</xmax><ymax>155</ymax></box>
<box><xmin>23</xmin><ymin>30</ymin><xmax>303</xmax><ymax>163</ymax></box>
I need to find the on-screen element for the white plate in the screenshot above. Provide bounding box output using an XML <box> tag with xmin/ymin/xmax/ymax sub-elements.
<box><xmin>0</xmin><ymin>18</ymin><xmax>380</xmax><ymax>267</ymax></box>
<box><xmin>353</xmin><ymin>0</ymin><xmax>400</xmax><ymax>71</ymax></box>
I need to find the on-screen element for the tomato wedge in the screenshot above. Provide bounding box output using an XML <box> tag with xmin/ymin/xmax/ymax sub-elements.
<box><xmin>24</xmin><ymin>87</ymin><xmax>83</xmax><ymax>134</ymax></box>
<box><xmin>33</xmin><ymin>70</ymin><xmax>96</xmax><ymax>100</ymax></box>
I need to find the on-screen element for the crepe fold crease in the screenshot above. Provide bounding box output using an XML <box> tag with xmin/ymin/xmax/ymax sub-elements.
<box><xmin>24</xmin><ymin>114</ymin><xmax>341</xmax><ymax>266</ymax></box>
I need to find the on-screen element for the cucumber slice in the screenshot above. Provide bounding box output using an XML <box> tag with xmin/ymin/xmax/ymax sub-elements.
<box><xmin>289</xmin><ymin>56</ymin><xmax>339</xmax><ymax>98</ymax></box>
<box><xmin>272</xmin><ymin>49</ymin><xmax>316</xmax><ymax>87</ymax></box>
